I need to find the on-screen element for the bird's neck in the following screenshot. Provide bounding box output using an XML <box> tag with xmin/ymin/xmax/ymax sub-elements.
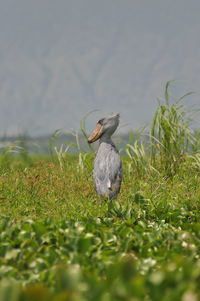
<box><xmin>99</xmin><ymin>135</ymin><xmax>113</xmax><ymax>145</ymax></box>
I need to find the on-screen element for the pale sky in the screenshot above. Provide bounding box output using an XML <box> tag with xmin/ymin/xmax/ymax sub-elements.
<box><xmin>0</xmin><ymin>0</ymin><xmax>199</xmax><ymax>136</ymax></box>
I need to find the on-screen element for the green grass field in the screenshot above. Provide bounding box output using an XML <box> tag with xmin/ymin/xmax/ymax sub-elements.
<box><xmin>0</xmin><ymin>83</ymin><xmax>200</xmax><ymax>300</ymax></box>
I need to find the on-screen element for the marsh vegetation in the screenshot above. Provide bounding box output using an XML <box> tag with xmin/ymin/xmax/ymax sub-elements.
<box><xmin>0</xmin><ymin>83</ymin><xmax>199</xmax><ymax>300</ymax></box>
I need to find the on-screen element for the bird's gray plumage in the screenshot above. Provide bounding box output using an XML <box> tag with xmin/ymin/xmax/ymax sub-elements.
<box><xmin>88</xmin><ymin>113</ymin><xmax>122</xmax><ymax>199</ymax></box>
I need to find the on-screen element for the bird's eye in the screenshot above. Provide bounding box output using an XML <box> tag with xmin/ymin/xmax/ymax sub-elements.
<box><xmin>98</xmin><ymin>118</ymin><xmax>104</xmax><ymax>125</ymax></box>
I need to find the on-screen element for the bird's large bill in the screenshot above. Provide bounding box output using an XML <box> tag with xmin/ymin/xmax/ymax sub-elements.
<box><xmin>88</xmin><ymin>123</ymin><xmax>103</xmax><ymax>143</ymax></box>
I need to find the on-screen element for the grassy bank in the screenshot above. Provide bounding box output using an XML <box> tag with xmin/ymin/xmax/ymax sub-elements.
<box><xmin>0</xmin><ymin>83</ymin><xmax>199</xmax><ymax>300</ymax></box>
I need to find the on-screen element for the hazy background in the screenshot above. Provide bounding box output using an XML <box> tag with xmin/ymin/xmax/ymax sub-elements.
<box><xmin>0</xmin><ymin>0</ymin><xmax>199</xmax><ymax>137</ymax></box>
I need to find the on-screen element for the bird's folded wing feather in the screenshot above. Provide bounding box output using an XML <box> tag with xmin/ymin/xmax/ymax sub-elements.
<box><xmin>94</xmin><ymin>146</ymin><xmax>122</xmax><ymax>193</ymax></box>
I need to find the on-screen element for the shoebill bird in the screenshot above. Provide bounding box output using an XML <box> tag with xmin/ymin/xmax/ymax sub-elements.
<box><xmin>88</xmin><ymin>113</ymin><xmax>122</xmax><ymax>199</ymax></box>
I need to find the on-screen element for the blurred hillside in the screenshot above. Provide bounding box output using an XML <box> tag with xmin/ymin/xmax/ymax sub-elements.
<box><xmin>0</xmin><ymin>0</ymin><xmax>199</xmax><ymax>135</ymax></box>
<box><xmin>0</xmin><ymin>133</ymin><xmax>130</xmax><ymax>154</ymax></box>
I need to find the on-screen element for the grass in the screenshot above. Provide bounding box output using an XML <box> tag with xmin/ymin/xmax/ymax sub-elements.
<box><xmin>0</xmin><ymin>82</ymin><xmax>199</xmax><ymax>300</ymax></box>
<box><xmin>150</xmin><ymin>81</ymin><xmax>196</xmax><ymax>176</ymax></box>
<box><xmin>0</xmin><ymin>155</ymin><xmax>199</xmax><ymax>301</ymax></box>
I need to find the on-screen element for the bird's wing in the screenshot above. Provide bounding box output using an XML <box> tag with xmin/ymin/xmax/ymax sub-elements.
<box><xmin>94</xmin><ymin>146</ymin><xmax>122</xmax><ymax>197</ymax></box>
<box><xmin>108</xmin><ymin>150</ymin><xmax>122</xmax><ymax>193</ymax></box>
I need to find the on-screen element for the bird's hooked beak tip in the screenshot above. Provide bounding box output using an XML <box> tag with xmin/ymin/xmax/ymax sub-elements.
<box><xmin>88</xmin><ymin>123</ymin><xmax>103</xmax><ymax>143</ymax></box>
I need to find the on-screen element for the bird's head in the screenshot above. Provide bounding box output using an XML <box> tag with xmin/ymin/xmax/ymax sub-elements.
<box><xmin>88</xmin><ymin>113</ymin><xmax>120</xmax><ymax>143</ymax></box>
